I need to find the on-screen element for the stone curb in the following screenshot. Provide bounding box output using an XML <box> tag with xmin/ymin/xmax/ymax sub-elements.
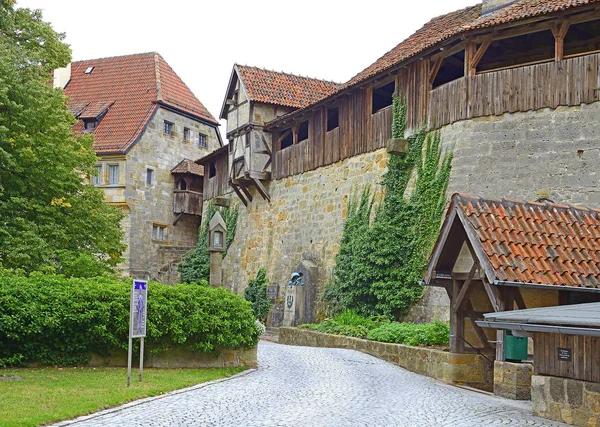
<box><xmin>49</xmin><ymin>368</ymin><xmax>257</xmax><ymax>426</ymax></box>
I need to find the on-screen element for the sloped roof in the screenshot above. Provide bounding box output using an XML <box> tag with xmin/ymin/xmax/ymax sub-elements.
<box><xmin>425</xmin><ymin>193</ymin><xmax>600</xmax><ymax>289</ymax></box>
<box><xmin>236</xmin><ymin>65</ymin><xmax>341</xmax><ymax>109</ymax></box>
<box><xmin>65</xmin><ymin>52</ymin><xmax>218</xmax><ymax>154</ymax></box>
<box><xmin>171</xmin><ymin>159</ymin><xmax>204</xmax><ymax>176</ymax></box>
<box><xmin>268</xmin><ymin>0</ymin><xmax>600</xmax><ymax>126</ymax></box>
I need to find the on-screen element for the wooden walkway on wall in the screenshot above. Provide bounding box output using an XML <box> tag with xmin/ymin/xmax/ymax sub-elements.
<box><xmin>429</xmin><ymin>53</ymin><xmax>600</xmax><ymax>130</ymax></box>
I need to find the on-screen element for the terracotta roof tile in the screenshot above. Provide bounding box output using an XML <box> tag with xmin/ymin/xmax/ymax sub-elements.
<box><xmin>170</xmin><ymin>159</ymin><xmax>204</xmax><ymax>176</ymax></box>
<box><xmin>452</xmin><ymin>193</ymin><xmax>600</xmax><ymax>288</ymax></box>
<box><xmin>64</xmin><ymin>52</ymin><xmax>218</xmax><ymax>155</ymax></box>
<box><xmin>236</xmin><ymin>65</ymin><xmax>341</xmax><ymax>109</ymax></box>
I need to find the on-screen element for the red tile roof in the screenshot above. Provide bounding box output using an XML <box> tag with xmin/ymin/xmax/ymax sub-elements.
<box><xmin>65</xmin><ymin>52</ymin><xmax>218</xmax><ymax>155</ymax></box>
<box><xmin>236</xmin><ymin>65</ymin><xmax>341</xmax><ymax>109</ymax></box>
<box><xmin>269</xmin><ymin>0</ymin><xmax>600</xmax><ymax>125</ymax></box>
<box><xmin>171</xmin><ymin>159</ymin><xmax>204</xmax><ymax>176</ymax></box>
<box><xmin>451</xmin><ymin>193</ymin><xmax>600</xmax><ymax>288</ymax></box>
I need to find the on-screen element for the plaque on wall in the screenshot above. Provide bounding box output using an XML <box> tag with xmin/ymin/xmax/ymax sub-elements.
<box><xmin>558</xmin><ymin>348</ymin><xmax>572</xmax><ymax>362</ymax></box>
<box><xmin>267</xmin><ymin>285</ymin><xmax>278</xmax><ymax>300</ymax></box>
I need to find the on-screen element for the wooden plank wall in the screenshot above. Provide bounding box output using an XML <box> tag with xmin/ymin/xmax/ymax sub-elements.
<box><xmin>203</xmin><ymin>153</ymin><xmax>229</xmax><ymax>201</ymax></box>
<box><xmin>273</xmin><ymin>88</ymin><xmax>391</xmax><ymax>180</ymax></box>
<box><xmin>534</xmin><ymin>332</ymin><xmax>600</xmax><ymax>382</ymax></box>
<box><xmin>429</xmin><ymin>53</ymin><xmax>600</xmax><ymax>130</ymax></box>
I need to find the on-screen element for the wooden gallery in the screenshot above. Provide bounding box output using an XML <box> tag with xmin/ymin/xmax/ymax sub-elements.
<box><xmin>198</xmin><ymin>1</ymin><xmax>600</xmax><ymax>425</ymax></box>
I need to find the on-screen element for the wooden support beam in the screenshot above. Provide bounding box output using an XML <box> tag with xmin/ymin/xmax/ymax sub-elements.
<box><xmin>429</xmin><ymin>57</ymin><xmax>443</xmax><ymax>86</ymax></box>
<box><xmin>231</xmin><ymin>184</ymin><xmax>248</xmax><ymax>207</ymax></box>
<box><xmin>469</xmin><ymin>36</ymin><xmax>493</xmax><ymax>75</ymax></box>
<box><xmin>482</xmin><ymin>278</ymin><xmax>503</xmax><ymax>313</ymax></box>
<box><xmin>514</xmin><ymin>287</ymin><xmax>527</xmax><ymax>309</ymax></box>
<box><xmin>453</xmin><ymin>263</ymin><xmax>478</xmax><ymax>313</ymax></box>
<box><xmin>466</xmin><ymin>300</ymin><xmax>492</xmax><ymax>348</ymax></box>
<box><xmin>464</xmin><ymin>42</ymin><xmax>476</xmax><ymax>77</ymax></box>
<box><xmin>450</xmin><ymin>277</ymin><xmax>465</xmax><ymax>353</ymax></box>
<box><xmin>240</xmin><ymin>185</ymin><xmax>253</xmax><ymax>203</ymax></box>
<box><xmin>252</xmin><ymin>177</ymin><xmax>271</xmax><ymax>203</ymax></box>
<box><xmin>172</xmin><ymin>213</ymin><xmax>184</xmax><ymax>226</ymax></box>
<box><xmin>551</xmin><ymin>20</ymin><xmax>570</xmax><ymax>61</ymax></box>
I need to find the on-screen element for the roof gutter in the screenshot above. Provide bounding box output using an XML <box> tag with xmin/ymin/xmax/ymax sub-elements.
<box><xmin>493</xmin><ymin>280</ymin><xmax>600</xmax><ymax>293</ymax></box>
<box><xmin>475</xmin><ymin>320</ymin><xmax>600</xmax><ymax>338</ymax></box>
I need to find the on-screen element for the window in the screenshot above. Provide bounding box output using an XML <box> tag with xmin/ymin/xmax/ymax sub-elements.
<box><xmin>198</xmin><ymin>133</ymin><xmax>207</xmax><ymax>148</ymax></box>
<box><xmin>146</xmin><ymin>168</ymin><xmax>154</xmax><ymax>185</ymax></box>
<box><xmin>177</xmin><ymin>178</ymin><xmax>187</xmax><ymax>191</ymax></box>
<box><xmin>183</xmin><ymin>127</ymin><xmax>191</xmax><ymax>142</ymax></box>
<box><xmin>83</xmin><ymin>119</ymin><xmax>97</xmax><ymax>131</ymax></box>
<box><xmin>92</xmin><ymin>165</ymin><xmax>102</xmax><ymax>186</ymax></box>
<box><xmin>84</xmin><ymin>66</ymin><xmax>94</xmax><ymax>74</ymax></box>
<box><xmin>372</xmin><ymin>81</ymin><xmax>395</xmax><ymax>113</ymax></box>
<box><xmin>209</xmin><ymin>162</ymin><xmax>216</xmax><ymax>178</ymax></box>
<box><xmin>433</xmin><ymin>50</ymin><xmax>465</xmax><ymax>88</ymax></box>
<box><xmin>298</xmin><ymin>121</ymin><xmax>309</xmax><ymax>142</ymax></box>
<box><xmin>477</xmin><ymin>30</ymin><xmax>554</xmax><ymax>73</ymax></box>
<box><xmin>163</xmin><ymin>121</ymin><xmax>174</xmax><ymax>136</ymax></box>
<box><xmin>152</xmin><ymin>224</ymin><xmax>166</xmax><ymax>241</ymax></box>
<box><xmin>280</xmin><ymin>127</ymin><xmax>293</xmax><ymax>150</ymax></box>
<box><xmin>108</xmin><ymin>164</ymin><xmax>119</xmax><ymax>185</ymax></box>
<box><xmin>327</xmin><ymin>107</ymin><xmax>339</xmax><ymax>131</ymax></box>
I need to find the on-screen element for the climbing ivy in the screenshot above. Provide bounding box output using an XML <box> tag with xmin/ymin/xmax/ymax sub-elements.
<box><xmin>324</xmin><ymin>95</ymin><xmax>452</xmax><ymax>319</ymax></box>
<box><xmin>178</xmin><ymin>203</ymin><xmax>238</xmax><ymax>284</ymax></box>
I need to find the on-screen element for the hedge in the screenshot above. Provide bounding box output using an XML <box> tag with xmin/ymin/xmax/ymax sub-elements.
<box><xmin>0</xmin><ymin>271</ymin><xmax>259</xmax><ymax>367</ymax></box>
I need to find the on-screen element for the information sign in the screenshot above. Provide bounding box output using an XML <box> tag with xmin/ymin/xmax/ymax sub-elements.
<box><xmin>558</xmin><ymin>347</ymin><xmax>572</xmax><ymax>362</ymax></box>
<box><xmin>130</xmin><ymin>280</ymin><xmax>147</xmax><ymax>338</ymax></box>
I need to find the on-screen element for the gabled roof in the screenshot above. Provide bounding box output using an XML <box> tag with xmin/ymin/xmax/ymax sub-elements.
<box><xmin>64</xmin><ymin>52</ymin><xmax>218</xmax><ymax>155</ymax></box>
<box><xmin>424</xmin><ymin>193</ymin><xmax>600</xmax><ymax>290</ymax></box>
<box><xmin>170</xmin><ymin>159</ymin><xmax>204</xmax><ymax>176</ymax></box>
<box><xmin>220</xmin><ymin>64</ymin><xmax>341</xmax><ymax>119</ymax></box>
<box><xmin>268</xmin><ymin>0</ymin><xmax>600</xmax><ymax>126</ymax></box>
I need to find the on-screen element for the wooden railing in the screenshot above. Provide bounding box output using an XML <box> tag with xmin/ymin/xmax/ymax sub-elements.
<box><xmin>173</xmin><ymin>190</ymin><xmax>203</xmax><ymax>216</ymax></box>
<box><xmin>428</xmin><ymin>53</ymin><xmax>600</xmax><ymax>130</ymax></box>
<box><xmin>371</xmin><ymin>106</ymin><xmax>392</xmax><ymax>150</ymax></box>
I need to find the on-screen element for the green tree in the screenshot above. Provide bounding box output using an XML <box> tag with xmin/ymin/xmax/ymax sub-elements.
<box><xmin>244</xmin><ymin>267</ymin><xmax>271</xmax><ymax>322</ymax></box>
<box><xmin>0</xmin><ymin>1</ymin><xmax>125</xmax><ymax>276</ymax></box>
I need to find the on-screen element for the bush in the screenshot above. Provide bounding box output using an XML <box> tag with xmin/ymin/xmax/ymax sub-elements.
<box><xmin>366</xmin><ymin>321</ymin><xmax>450</xmax><ymax>347</ymax></box>
<box><xmin>0</xmin><ymin>270</ymin><xmax>259</xmax><ymax>367</ymax></box>
<box><xmin>244</xmin><ymin>267</ymin><xmax>270</xmax><ymax>322</ymax></box>
<box><xmin>302</xmin><ymin>311</ymin><xmax>386</xmax><ymax>339</ymax></box>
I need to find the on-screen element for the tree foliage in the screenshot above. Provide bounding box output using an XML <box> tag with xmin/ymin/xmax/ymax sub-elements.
<box><xmin>178</xmin><ymin>203</ymin><xmax>238</xmax><ymax>284</ymax></box>
<box><xmin>324</xmin><ymin>95</ymin><xmax>452</xmax><ymax>319</ymax></box>
<box><xmin>244</xmin><ymin>267</ymin><xmax>271</xmax><ymax>322</ymax></box>
<box><xmin>0</xmin><ymin>1</ymin><xmax>125</xmax><ymax>276</ymax></box>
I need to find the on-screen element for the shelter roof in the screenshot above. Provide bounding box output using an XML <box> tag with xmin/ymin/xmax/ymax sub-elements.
<box><xmin>171</xmin><ymin>159</ymin><xmax>204</xmax><ymax>176</ymax></box>
<box><xmin>235</xmin><ymin>65</ymin><xmax>341</xmax><ymax>109</ymax></box>
<box><xmin>482</xmin><ymin>302</ymin><xmax>600</xmax><ymax>328</ymax></box>
<box><xmin>64</xmin><ymin>52</ymin><xmax>218</xmax><ymax>155</ymax></box>
<box><xmin>424</xmin><ymin>193</ymin><xmax>600</xmax><ymax>290</ymax></box>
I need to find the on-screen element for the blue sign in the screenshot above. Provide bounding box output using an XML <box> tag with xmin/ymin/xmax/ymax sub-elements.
<box><xmin>130</xmin><ymin>280</ymin><xmax>148</xmax><ymax>338</ymax></box>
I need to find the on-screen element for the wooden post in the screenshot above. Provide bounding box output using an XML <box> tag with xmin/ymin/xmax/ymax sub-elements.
<box><xmin>450</xmin><ymin>276</ymin><xmax>465</xmax><ymax>353</ymax></box>
<box><xmin>552</xmin><ymin>21</ymin><xmax>570</xmax><ymax>62</ymax></box>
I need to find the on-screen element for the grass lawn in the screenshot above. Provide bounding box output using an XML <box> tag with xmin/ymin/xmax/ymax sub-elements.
<box><xmin>0</xmin><ymin>366</ymin><xmax>245</xmax><ymax>427</ymax></box>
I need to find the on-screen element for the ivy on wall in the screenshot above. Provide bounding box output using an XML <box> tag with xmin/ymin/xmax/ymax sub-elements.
<box><xmin>178</xmin><ymin>203</ymin><xmax>238</xmax><ymax>284</ymax></box>
<box><xmin>324</xmin><ymin>96</ymin><xmax>452</xmax><ymax>319</ymax></box>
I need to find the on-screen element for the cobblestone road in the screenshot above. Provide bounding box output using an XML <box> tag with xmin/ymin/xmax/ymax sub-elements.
<box><xmin>56</xmin><ymin>341</ymin><xmax>566</xmax><ymax>427</ymax></box>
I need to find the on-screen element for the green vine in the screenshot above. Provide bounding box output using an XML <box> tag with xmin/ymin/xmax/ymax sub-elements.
<box><xmin>324</xmin><ymin>95</ymin><xmax>452</xmax><ymax>319</ymax></box>
<box><xmin>178</xmin><ymin>202</ymin><xmax>238</xmax><ymax>284</ymax></box>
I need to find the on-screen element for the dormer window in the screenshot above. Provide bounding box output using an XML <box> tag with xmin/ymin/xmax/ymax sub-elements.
<box><xmin>83</xmin><ymin>119</ymin><xmax>98</xmax><ymax>131</ymax></box>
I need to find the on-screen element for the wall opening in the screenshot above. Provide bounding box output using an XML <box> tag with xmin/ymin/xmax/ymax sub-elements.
<box><xmin>478</xmin><ymin>30</ymin><xmax>555</xmax><ymax>72</ymax></box>
<box><xmin>564</xmin><ymin>19</ymin><xmax>600</xmax><ymax>57</ymax></box>
<box><xmin>327</xmin><ymin>107</ymin><xmax>339</xmax><ymax>131</ymax></box>
<box><xmin>433</xmin><ymin>50</ymin><xmax>465</xmax><ymax>88</ymax></box>
<box><xmin>280</xmin><ymin>127</ymin><xmax>293</xmax><ymax>150</ymax></box>
<box><xmin>372</xmin><ymin>81</ymin><xmax>395</xmax><ymax>113</ymax></box>
<box><xmin>209</xmin><ymin>162</ymin><xmax>216</xmax><ymax>178</ymax></box>
<box><xmin>298</xmin><ymin>120</ymin><xmax>309</xmax><ymax>142</ymax></box>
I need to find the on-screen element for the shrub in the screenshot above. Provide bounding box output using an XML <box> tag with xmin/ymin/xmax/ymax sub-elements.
<box><xmin>366</xmin><ymin>321</ymin><xmax>450</xmax><ymax>347</ymax></box>
<box><xmin>244</xmin><ymin>267</ymin><xmax>271</xmax><ymax>323</ymax></box>
<box><xmin>0</xmin><ymin>270</ymin><xmax>259</xmax><ymax>367</ymax></box>
<box><xmin>303</xmin><ymin>311</ymin><xmax>386</xmax><ymax>339</ymax></box>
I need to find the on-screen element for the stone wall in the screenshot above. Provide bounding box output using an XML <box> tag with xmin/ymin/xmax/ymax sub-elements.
<box><xmin>494</xmin><ymin>361</ymin><xmax>533</xmax><ymax>400</ymax></box>
<box><xmin>219</xmin><ymin>149</ymin><xmax>388</xmax><ymax>322</ymax></box>
<box><xmin>116</xmin><ymin>107</ymin><xmax>220</xmax><ymax>282</ymax></box>
<box><xmin>279</xmin><ymin>327</ymin><xmax>493</xmax><ymax>391</ymax></box>
<box><xmin>532</xmin><ymin>375</ymin><xmax>600</xmax><ymax>426</ymax></box>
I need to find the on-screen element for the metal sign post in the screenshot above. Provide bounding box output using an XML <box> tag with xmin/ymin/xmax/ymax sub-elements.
<box><xmin>127</xmin><ymin>280</ymin><xmax>148</xmax><ymax>387</ymax></box>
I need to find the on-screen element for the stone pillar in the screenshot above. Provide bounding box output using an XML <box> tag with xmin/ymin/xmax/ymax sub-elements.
<box><xmin>209</xmin><ymin>252</ymin><xmax>222</xmax><ymax>288</ymax></box>
<box><xmin>494</xmin><ymin>361</ymin><xmax>533</xmax><ymax>400</ymax></box>
<box><xmin>282</xmin><ymin>284</ymin><xmax>305</xmax><ymax>327</ymax></box>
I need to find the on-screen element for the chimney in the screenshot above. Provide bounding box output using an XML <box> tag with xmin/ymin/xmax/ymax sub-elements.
<box><xmin>53</xmin><ymin>63</ymin><xmax>71</xmax><ymax>89</ymax></box>
<box><xmin>481</xmin><ymin>0</ymin><xmax>518</xmax><ymax>15</ymax></box>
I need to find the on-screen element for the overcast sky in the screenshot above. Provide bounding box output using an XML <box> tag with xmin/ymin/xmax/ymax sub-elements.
<box><xmin>16</xmin><ymin>0</ymin><xmax>477</xmax><ymax>133</ymax></box>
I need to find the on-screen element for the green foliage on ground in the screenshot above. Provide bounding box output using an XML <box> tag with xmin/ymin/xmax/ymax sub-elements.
<box><xmin>299</xmin><ymin>311</ymin><xmax>449</xmax><ymax>346</ymax></box>
<box><xmin>0</xmin><ymin>366</ymin><xmax>244</xmax><ymax>427</ymax></box>
<box><xmin>0</xmin><ymin>2</ymin><xmax>125</xmax><ymax>276</ymax></box>
<box><xmin>244</xmin><ymin>267</ymin><xmax>271</xmax><ymax>322</ymax></box>
<box><xmin>324</xmin><ymin>95</ymin><xmax>452</xmax><ymax>318</ymax></box>
<box><xmin>178</xmin><ymin>203</ymin><xmax>239</xmax><ymax>284</ymax></box>
<box><xmin>366</xmin><ymin>321</ymin><xmax>450</xmax><ymax>347</ymax></box>
<box><xmin>0</xmin><ymin>270</ymin><xmax>258</xmax><ymax>367</ymax></box>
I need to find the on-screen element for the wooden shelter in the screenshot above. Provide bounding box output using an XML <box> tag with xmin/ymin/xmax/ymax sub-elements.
<box><xmin>423</xmin><ymin>193</ymin><xmax>600</xmax><ymax>360</ymax></box>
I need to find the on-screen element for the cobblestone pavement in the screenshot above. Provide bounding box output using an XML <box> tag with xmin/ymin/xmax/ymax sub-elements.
<box><xmin>56</xmin><ymin>341</ymin><xmax>566</xmax><ymax>427</ymax></box>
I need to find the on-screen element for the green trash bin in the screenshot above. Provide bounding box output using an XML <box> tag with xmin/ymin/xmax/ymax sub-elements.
<box><xmin>504</xmin><ymin>330</ymin><xmax>528</xmax><ymax>362</ymax></box>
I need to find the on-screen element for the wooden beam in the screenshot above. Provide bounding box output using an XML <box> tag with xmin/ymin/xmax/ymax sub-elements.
<box><xmin>552</xmin><ymin>20</ymin><xmax>570</xmax><ymax>61</ymax></box>
<box><xmin>450</xmin><ymin>277</ymin><xmax>465</xmax><ymax>353</ymax></box>
<box><xmin>252</xmin><ymin>177</ymin><xmax>271</xmax><ymax>203</ymax></box>
<box><xmin>514</xmin><ymin>287</ymin><xmax>527</xmax><ymax>309</ymax></box>
<box><xmin>231</xmin><ymin>184</ymin><xmax>248</xmax><ymax>207</ymax></box>
<box><xmin>453</xmin><ymin>263</ymin><xmax>478</xmax><ymax>313</ymax></box>
<box><xmin>465</xmin><ymin>300</ymin><xmax>492</xmax><ymax>348</ymax></box>
<box><xmin>482</xmin><ymin>278</ymin><xmax>502</xmax><ymax>313</ymax></box>
<box><xmin>429</xmin><ymin>57</ymin><xmax>443</xmax><ymax>86</ymax></box>
<box><xmin>469</xmin><ymin>36</ymin><xmax>493</xmax><ymax>74</ymax></box>
<box><xmin>240</xmin><ymin>185</ymin><xmax>253</xmax><ymax>203</ymax></box>
<box><xmin>172</xmin><ymin>213</ymin><xmax>184</xmax><ymax>226</ymax></box>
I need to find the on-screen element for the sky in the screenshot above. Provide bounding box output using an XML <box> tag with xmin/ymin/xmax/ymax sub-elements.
<box><xmin>16</xmin><ymin>0</ymin><xmax>478</xmax><ymax>134</ymax></box>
